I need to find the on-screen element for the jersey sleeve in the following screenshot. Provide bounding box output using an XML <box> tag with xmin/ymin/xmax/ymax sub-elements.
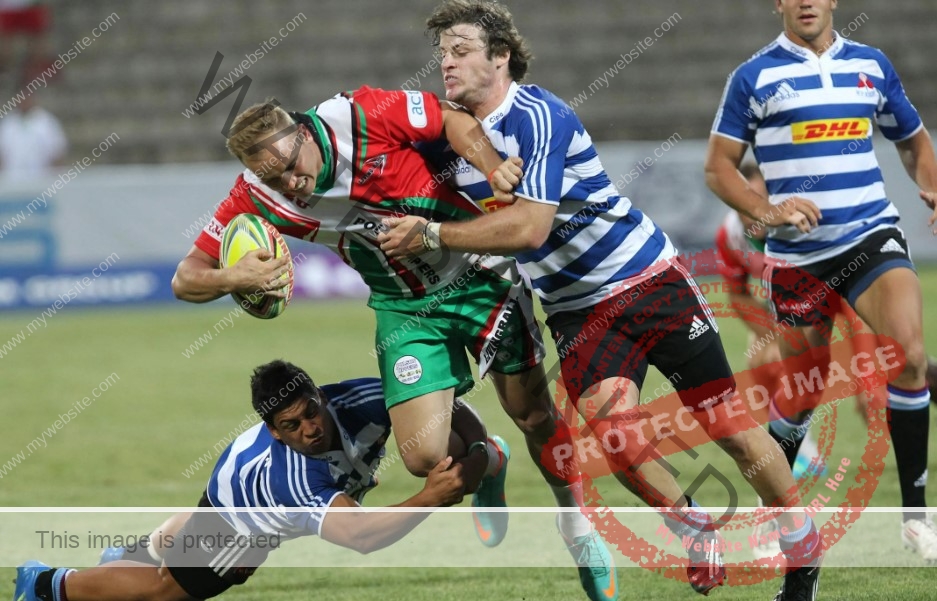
<box><xmin>359</xmin><ymin>88</ymin><xmax>444</xmax><ymax>145</ymax></box>
<box><xmin>712</xmin><ymin>67</ymin><xmax>758</xmax><ymax>144</ymax></box>
<box><xmin>300</xmin><ymin>489</ymin><xmax>345</xmax><ymax>536</ymax></box>
<box><xmin>193</xmin><ymin>174</ymin><xmax>260</xmax><ymax>260</ymax></box>
<box><xmin>513</xmin><ymin>105</ymin><xmax>573</xmax><ymax>204</ymax></box>
<box><xmin>295</xmin><ymin>459</ymin><xmax>345</xmax><ymax>536</ymax></box>
<box><xmin>875</xmin><ymin>53</ymin><xmax>923</xmax><ymax>142</ymax></box>
<box><xmin>714</xmin><ymin>223</ymin><xmax>750</xmax><ymax>287</ymax></box>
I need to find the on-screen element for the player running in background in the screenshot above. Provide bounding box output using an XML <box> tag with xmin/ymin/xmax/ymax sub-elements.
<box><xmin>716</xmin><ymin>162</ymin><xmax>825</xmax><ymax>478</ymax></box>
<box><xmin>378</xmin><ymin>2</ymin><xmax>824</xmax><ymax>597</ymax></box>
<box><xmin>706</xmin><ymin>0</ymin><xmax>937</xmax><ymax>576</ymax></box>
<box><xmin>717</xmin><ymin>162</ymin><xmax>829</xmax><ymax>562</ymax></box>
<box><xmin>13</xmin><ymin>360</ymin><xmax>468</xmax><ymax>601</ymax></box>
<box><xmin>172</xmin><ymin>91</ymin><xmax>616</xmax><ymax>599</ymax></box>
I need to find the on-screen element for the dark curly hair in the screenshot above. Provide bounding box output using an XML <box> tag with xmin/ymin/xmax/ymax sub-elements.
<box><xmin>250</xmin><ymin>360</ymin><xmax>317</xmax><ymax>424</ymax></box>
<box><xmin>426</xmin><ymin>0</ymin><xmax>532</xmax><ymax>82</ymax></box>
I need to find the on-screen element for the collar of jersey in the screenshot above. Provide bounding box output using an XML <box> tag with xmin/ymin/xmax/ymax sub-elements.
<box><xmin>775</xmin><ymin>31</ymin><xmax>844</xmax><ymax>62</ymax></box>
<box><xmin>297</xmin><ymin>109</ymin><xmax>335</xmax><ymax>193</ymax></box>
<box><xmin>482</xmin><ymin>81</ymin><xmax>520</xmax><ymax>128</ymax></box>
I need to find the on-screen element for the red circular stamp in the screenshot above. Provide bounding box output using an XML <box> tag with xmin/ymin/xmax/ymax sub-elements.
<box><xmin>540</xmin><ymin>248</ymin><xmax>902</xmax><ymax>587</ymax></box>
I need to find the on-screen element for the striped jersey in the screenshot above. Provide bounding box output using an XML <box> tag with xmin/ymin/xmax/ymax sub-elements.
<box><xmin>206</xmin><ymin>378</ymin><xmax>389</xmax><ymax>539</ymax></box>
<box><xmin>712</xmin><ymin>33</ymin><xmax>922</xmax><ymax>265</ymax></box>
<box><xmin>425</xmin><ymin>82</ymin><xmax>676</xmax><ymax>314</ymax></box>
<box><xmin>195</xmin><ymin>86</ymin><xmax>515</xmax><ymax>309</ymax></box>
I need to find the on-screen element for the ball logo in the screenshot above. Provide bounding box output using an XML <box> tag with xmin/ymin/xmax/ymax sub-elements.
<box><xmin>393</xmin><ymin>355</ymin><xmax>423</xmax><ymax>385</ymax></box>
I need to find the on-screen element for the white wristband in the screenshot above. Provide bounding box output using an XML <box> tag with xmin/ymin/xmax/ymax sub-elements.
<box><xmin>422</xmin><ymin>221</ymin><xmax>442</xmax><ymax>251</ymax></box>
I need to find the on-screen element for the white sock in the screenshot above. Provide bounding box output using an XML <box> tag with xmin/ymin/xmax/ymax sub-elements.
<box><xmin>552</xmin><ymin>481</ymin><xmax>593</xmax><ymax>540</ymax></box>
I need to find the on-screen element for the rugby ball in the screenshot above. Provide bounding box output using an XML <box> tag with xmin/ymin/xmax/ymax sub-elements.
<box><xmin>219</xmin><ymin>214</ymin><xmax>293</xmax><ymax>319</ymax></box>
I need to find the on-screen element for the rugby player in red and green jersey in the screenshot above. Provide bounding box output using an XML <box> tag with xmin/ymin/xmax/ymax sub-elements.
<box><xmin>171</xmin><ymin>87</ymin><xmax>616</xmax><ymax>599</ymax></box>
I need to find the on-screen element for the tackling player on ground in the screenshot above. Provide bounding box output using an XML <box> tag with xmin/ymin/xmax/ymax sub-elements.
<box><xmin>706</xmin><ymin>0</ymin><xmax>937</xmax><ymax>577</ymax></box>
<box><xmin>13</xmin><ymin>360</ymin><xmax>469</xmax><ymax>601</ymax></box>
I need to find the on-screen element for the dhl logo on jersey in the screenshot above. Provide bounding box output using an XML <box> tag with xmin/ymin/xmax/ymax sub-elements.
<box><xmin>791</xmin><ymin>118</ymin><xmax>870</xmax><ymax>144</ymax></box>
<box><xmin>478</xmin><ymin>197</ymin><xmax>513</xmax><ymax>213</ymax></box>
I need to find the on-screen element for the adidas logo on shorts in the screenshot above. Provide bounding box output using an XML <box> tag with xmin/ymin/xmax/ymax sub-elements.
<box><xmin>880</xmin><ymin>238</ymin><xmax>904</xmax><ymax>254</ymax></box>
<box><xmin>689</xmin><ymin>315</ymin><xmax>710</xmax><ymax>340</ymax></box>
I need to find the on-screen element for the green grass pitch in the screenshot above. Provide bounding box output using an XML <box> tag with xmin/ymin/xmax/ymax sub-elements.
<box><xmin>2</xmin><ymin>269</ymin><xmax>937</xmax><ymax>600</ymax></box>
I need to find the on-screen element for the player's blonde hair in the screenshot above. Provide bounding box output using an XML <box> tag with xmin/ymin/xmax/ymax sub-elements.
<box><xmin>226</xmin><ymin>100</ymin><xmax>297</xmax><ymax>165</ymax></box>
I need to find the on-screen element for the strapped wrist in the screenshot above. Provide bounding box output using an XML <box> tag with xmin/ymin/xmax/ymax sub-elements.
<box><xmin>421</xmin><ymin>221</ymin><xmax>441</xmax><ymax>251</ymax></box>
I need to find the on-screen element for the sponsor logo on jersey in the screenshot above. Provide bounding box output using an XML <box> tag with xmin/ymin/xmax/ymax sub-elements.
<box><xmin>768</xmin><ymin>82</ymin><xmax>800</xmax><ymax>104</ymax></box>
<box><xmin>775</xmin><ymin>299</ymin><xmax>814</xmax><ymax>313</ymax></box>
<box><xmin>792</xmin><ymin>118</ymin><xmax>870</xmax><ymax>143</ymax></box>
<box><xmin>857</xmin><ymin>73</ymin><xmax>875</xmax><ymax>89</ymax></box>
<box><xmin>481</xmin><ymin>299</ymin><xmax>517</xmax><ymax>366</ymax></box>
<box><xmin>454</xmin><ymin>158</ymin><xmax>472</xmax><ymax>175</ymax></box>
<box><xmin>406</xmin><ymin>91</ymin><xmax>427</xmax><ymax>129</ymax></box>
<box><xmin>478</xmin><ymin>197</ymin><xmax>513</xmax><ymax>213</ymax></box>
<box><xmin>356</xmin><ymin>154</ymin><xmax>387</xmax><ymax>185</ymax></box>
<box><xmin>350</xmin><ymin>214</ymin><xmax>386</xmax><ymax>238</ymax></box>
<box><xmin>207</xmin><ymin>218</ymin><xmax>225</xmax><ymax>239</ymax></box>
<box><xmin>393</xmin><ymin>355</ymin><xmax>423</xmax><ymax>384</ymax></box>
<box><xmin>408</xmin><ymin>256</ymin><xmax>440</xmax><ymax>285</ymax></box>
<box><xmin>485</xmin><ymin>111</ymin><xmax>505</xmax><ymax>126</ymax></box>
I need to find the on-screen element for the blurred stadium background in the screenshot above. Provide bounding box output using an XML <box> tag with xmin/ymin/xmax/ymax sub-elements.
<box><xmin>1</xmin><ymin>1</ymin><xmax>936</xmax><ymax>599</ymax></box>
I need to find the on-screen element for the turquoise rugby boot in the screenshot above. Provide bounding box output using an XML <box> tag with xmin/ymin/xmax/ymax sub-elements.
<box><xmin>471</xmin><ymin>435</ymin><xmax>510</xmax><ymax>547</ymax></box>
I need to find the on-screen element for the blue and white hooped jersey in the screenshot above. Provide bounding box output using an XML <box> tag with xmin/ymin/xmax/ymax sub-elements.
<box><xmin>713</xmin><ymin>33</ymin><xmax>923</xmax><ymax>265</ymax></box>
<box><xmin>426</xmin><ymin>82</ymin><xmax>675</xmax><ymax>314</ymax></box>
<box><xmin>206</xmin><ymin>378</ymin><xmax>389</xmax><ymax>539</ymax></box>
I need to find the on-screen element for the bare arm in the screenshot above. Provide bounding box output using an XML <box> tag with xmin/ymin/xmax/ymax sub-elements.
<box><xmin>704</xmin><ymin>134</ymin><xmax>820</xmax><ymax>232</ymax></box>
<box><xmin>171</xmin><ymin>246</ymin><xmax>289</xmax><ymax>303</ymax></box>
<box><xmin>895</xmin><ymin>127</ymin><xmax>937</xmax><ymax>232</ymax></box>
<box><xmin>439</xmin><ymin>196</ymin><xmax>555</xmax><ymax>253</ymax></box>
<box><xmin>318</xmin><ymin>457</ymin><xmax>464</xmax><ymax>554</ymax></box>
<box><xmin>378</xmin><ymin>197</ymin><xmax>556</xmax><ymax>257</ymax></box>
<box><xmin>439</xmin><ymin>101</ymin><xmax>503</xmax><ymax>178</ymax></box>
<box><xmin>439</xmin><ymin>101</ymin><xmax>520</xmax><ymax>204</ymax></box>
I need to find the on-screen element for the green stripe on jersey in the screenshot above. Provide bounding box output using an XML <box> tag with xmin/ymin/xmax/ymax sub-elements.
<box><xmin>248</xmin><ymin>195</ymin><xmax>302</xmax><ymax>228</ymax></box>
<box><xmin>303</xmin><ymin>109</ymin><xmax>335</xmax><ymax>193</ymax></box>
<box><xmin>346</xmin><ymin>241</ymin><xmax>410</xmax><ymax>298</ymax></box>
<box><xmin>370</xmin><ymin>196</ymin><xmax>478</xmax><ymax>223</ymax></box>
<box><xmin>353</xmin><ymin>102</ymin><xmax>369</xmax><ymax>171</ymax></box>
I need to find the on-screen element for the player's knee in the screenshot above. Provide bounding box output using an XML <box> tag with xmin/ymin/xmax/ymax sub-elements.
<box><xmin>512</xmin><ymin>407</ymin><xmax>556</xmax><ymax>441</ymax></box>
<box><xmin>713</xmin><ymin>430</ymin><xmax>757</xmax><ymax>464</ymax></box>
<box><xmin>898</xmin><ymin>338</ymin><xmax>928</xmax><ymax>381</ymax></box>
<box><xmin>400</xmin><ymin>448</ymin><xmax>444</xmax><ymax>477</ymax></box>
